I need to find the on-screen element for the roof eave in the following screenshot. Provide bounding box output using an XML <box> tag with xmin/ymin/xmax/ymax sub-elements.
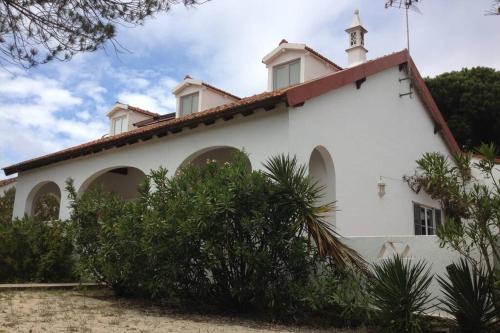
<box><xmin>3</xmin><ymin>94</ymin><xmax>287</xmax><ymax>176</ymax></box>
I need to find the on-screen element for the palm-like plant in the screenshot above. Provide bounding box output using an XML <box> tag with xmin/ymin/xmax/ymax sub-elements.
<box><xmin>437</xmin><ymin>259</ymin><xmax>497</xmax><ymax>332</ymax></box>
<box><xmin>370</xmin><ymin>255</ymin><xmax>433</xmax><ymax>333</ymax></box>
<box><xmin>263</xmin><ymin>154</ymin><xmax>366</xmax><ymax>271</ymax></box>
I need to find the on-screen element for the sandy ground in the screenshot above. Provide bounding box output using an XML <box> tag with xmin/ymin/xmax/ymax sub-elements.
<box><xmin>0</xmin><ymin>289</ymin><xmax>363</xmax><ymax>333</ymax></box>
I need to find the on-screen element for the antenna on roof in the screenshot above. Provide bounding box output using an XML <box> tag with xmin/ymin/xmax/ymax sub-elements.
<box><xmin>385</xmin><ymin>0</ymin><xmax>422</xmax><ymax>99</ymax></box>
<box><xmin>385</xmin><ymin>0</ymin><xmax>422</xmax><ymax>54</ymax></box>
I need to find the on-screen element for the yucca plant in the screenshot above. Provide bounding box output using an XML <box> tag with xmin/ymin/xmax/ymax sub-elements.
<box><xmin>263</xmin><ymin>154</ymin><xmax>366</xmax><ymax>271</ymax></box>
<box><xmin>369</xmin><ymin>255</ymin><xmax>433</xmax><ymax>333</ymax></box>
<box><xmin>438</xmin><ymin>259</ymin><xmax>498</xmax><ymax>332</ymax></box>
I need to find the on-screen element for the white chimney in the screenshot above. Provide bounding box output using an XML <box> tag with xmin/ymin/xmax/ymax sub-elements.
<box><xmin>345</xmin><ymin>9</ymin><xmax>368</xmax><ymax>67</ymax></box>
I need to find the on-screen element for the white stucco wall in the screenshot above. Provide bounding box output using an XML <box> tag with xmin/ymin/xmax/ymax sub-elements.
<box><xmin>346</xmin><ymin>235</ymin><xmax>463</xmax><ymax>301</ymax></box>
<box><xmin>11</xmin><ymin>63</ymin><xmax>479</xmax><ymax>300</ymax></box>
<box><xmin>288</xmin><ymin>66</ymin><xmax>451</xmax><ymax>237</ymax></box>
<box><xmin>303</xmin><ymin>53</ymin><xmax>338</xmax><ymax>82</ymax></box>
<box><xmin>128</xmin><ymin>111</ymin><xmax>153</xmax><ymax>130</ymax></box>
<box><xmin>12</xmin><ymin>104</ymin><xmax>290</xmax><ymax>220</ymax></box>
<box><xmin>13</xmin><ymin>65</ymin><xmax>455</xmax><ymax>235</ymax></box>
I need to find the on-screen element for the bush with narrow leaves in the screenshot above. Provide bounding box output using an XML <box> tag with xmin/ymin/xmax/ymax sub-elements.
<box><xmin>369</xmin><ymin>255</ymin><xmax>433</xmax><ymax>333</ymax></box>
<box><xmin>438</xmin><ymin>259</ymin><xmax>498</xmax><ymax>332</ymax></box>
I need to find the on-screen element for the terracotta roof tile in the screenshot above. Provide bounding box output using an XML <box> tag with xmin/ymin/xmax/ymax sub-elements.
<box><xmin>3</xmin><ymin>89</ymin><xmax>289</xmax><ymax>175</ymax></box>
<box><xmin>2</xmin><ymin>50</ymin><xmax>461</xmax><ymax>175</ymax></box>
<box><xmin>0</xmin><ymin>177</ymin><xmax>16</xmax><ymax>187</ymax></box>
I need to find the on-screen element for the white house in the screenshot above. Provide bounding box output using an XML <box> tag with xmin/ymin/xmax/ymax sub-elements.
<box><xmin>2</xmin><ymin>10</ymin><xmax>491</xmax><ymax>296</ymax></box>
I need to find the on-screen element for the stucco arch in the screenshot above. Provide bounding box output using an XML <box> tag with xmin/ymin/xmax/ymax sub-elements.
<box><xmin>176</xmin><ymin>146</ymin><xmax>252</xmax><ymax>174</ymax></box>
<box><xmin>25</xmin><ymin>181</ymin><xmax>62</xmax><ymax>218</ymax></box>
<box><xmin>308</xmin><ymin>145</ymin><xmax>336</xmax><ymax>226</ymax></box>
<box><xmin>78</xmin><ymin>166</ymin><xmax>147</xmax><ymax>201</ymax></box>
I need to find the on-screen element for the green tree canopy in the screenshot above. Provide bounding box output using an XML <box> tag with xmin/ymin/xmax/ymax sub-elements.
<box><xmin>0</xmin><ymin>0</ymin><xmax>199</xmax><ymax>68</ymax></box>
<box><xmin>425</xmin><ymin>67</ymin><xmax>500</xmax><ymax>150</ymax></box>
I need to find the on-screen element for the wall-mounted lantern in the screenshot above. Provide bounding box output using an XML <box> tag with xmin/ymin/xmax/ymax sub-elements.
<box><xmin>377</xmin><ymin>178</ymin><xmax>386</xmax><ymax>197</ymax></box>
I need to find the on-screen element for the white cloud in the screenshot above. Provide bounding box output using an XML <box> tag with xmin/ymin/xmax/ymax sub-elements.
<box><xmin>1</xmin><ymin>0</ymin><xmax>499</xmax><ymax>176</ymax></box>
<box><xmin>0</xmin><ymin>71</ymin><xmax>107</xmax><ymax>169</ymax></box>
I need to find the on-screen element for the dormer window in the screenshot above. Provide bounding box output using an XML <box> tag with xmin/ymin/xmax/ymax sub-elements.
<box><xmin>180</xmin><ymin>92</ymin><xmax>199</xmax><ymax>116</ymax></box>
<box><xmin>112</xmin><ymin>116</ymin><xmax>127</xmax><ymax>135</ymax></box>
<box><xmin>273</xmin><ymin>59</ymin><xmax>301</xmax><ymax>90</ymax></box>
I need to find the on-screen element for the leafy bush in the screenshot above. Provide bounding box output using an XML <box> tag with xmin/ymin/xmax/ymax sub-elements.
<box><xmin>68</xmin><ymin>152</ymin><xmax>364</xmax><ymax>320</ymax></box>
<box><xmin>302</xmin><ymin>268</ymin><xmax>374</xmax><ymax>326</ymax></box>
<box><xmin>0</xmin><ymin>187</ymin><xmax>15</xmax><ymax>223</ymax></box>
<box><xmin>0</xmin><ymin>217</ymin><xmax>76</xmax><ymax>282</ymax></box>
<box><xmin>66</xmin><ymin>182</ymin><xmax>147</xmax><ymax>296</ymax></box>
<box><xmin>438</xmin><ymin>259</ymin><xmax>498</xmax><ymax>332</ymax></box>
<box><xmin>369</xmin><ymin>255</ymin><xmax>433</xmax><ymax>333</ymax></box>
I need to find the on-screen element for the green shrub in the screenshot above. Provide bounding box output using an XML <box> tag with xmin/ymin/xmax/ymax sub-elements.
<box><xmin>0</xmin><ymin>217</ymin><xmax>76</xmax><ymax>282</ymax></box>
<box><xmin>369</xmin><ymin>255</ymin><xmax>433</xmax><ymax>333</ymax></box>
<box><xmin>438</xmin><ymin>259</ymin><xmax>498</xmax><ymax>332</ymax></box>
<box><xmin>68</xmin><ymin>152</ymin><xmax>364</xmax><ymax>320</ymax></box>
<box><xmin>67</xmin><ymin>182</ymin><xmax>147</xmax><ymax>296</ymax></box>
<box><xmin>302</xmin><ymin>268</ymin><xmax>374</xmax><ymax>326</ymax></box>
<box><xmin>0</xmin><ymin>187</ymin><xmax>15</xmax><ymax>223</ymax></box>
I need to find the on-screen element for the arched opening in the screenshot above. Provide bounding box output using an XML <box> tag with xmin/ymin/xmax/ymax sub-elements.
<box><xmin>177</xmin><ymin>146</ymin><xmax>251</xmax><ymax>174</ymax></box>
<box><xmin>79</xmin><ymin>167</ymin><xmax>146</xmax><ymax>201</ymax></box>
<box><xmin>26</xmin><ymin>181</ymin><xmax>61</xmax><ymax>220</ymax></box>
<box><xmin>308</xmin><ymin>146</ymin><xmax>336</xmax><ymax>226</ymax></box>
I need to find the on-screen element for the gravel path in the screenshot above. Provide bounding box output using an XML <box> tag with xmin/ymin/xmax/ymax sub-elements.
<box><xmin>0</xmin><ymin>289</ymin><xmax>363</xmax><ymax>333</ymax></box>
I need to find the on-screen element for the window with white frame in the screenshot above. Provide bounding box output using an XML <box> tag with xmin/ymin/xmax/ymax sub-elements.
<box><xmin>112</xmin><ymin>116</ymin><xmax>128</xmax><ymax>135</ymax></box>
<box><xmin>273</xmin><ymin>59</ymin><xmax>301</xmax><ymax>90</ymax></box>
<box><xmin>180</xmin><ymin>92</ymin><xmax>199</xmax><ymax>116</ymax></box>
<box><xmin>413</xmin><ymin>203</ymin><xmax>442</xmax><ymax>235</ymax></box>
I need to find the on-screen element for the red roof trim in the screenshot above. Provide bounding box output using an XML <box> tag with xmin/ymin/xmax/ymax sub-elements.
<box><xmin>287</xmin><ymin>49</ymin><xmax>460</xmax><ymax>155</ymax></box>
<box><xmin>2</xmin><ymin>49</ymin><xmax>462</xmax><ymax>175</ymax></box>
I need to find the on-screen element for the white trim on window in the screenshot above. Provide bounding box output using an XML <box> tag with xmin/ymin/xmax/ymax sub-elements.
<box><xmin>413</xmin><ymin>202</ymin><xmax>442</xmax><ymax>236</ymax></box>
<box><xmin>112</xmin><ymin>116</ymin><xmax>128</xmax><ymax>135</ymax></box>
<box><xmin>180</xmin><ymin>92</ymin><xmax>200</xmax><ymax>116</ymax></box>
<box><xmin>272</xmin><ymin>58</ymin><xmax>301</xmax><ymax>90</ymax></box>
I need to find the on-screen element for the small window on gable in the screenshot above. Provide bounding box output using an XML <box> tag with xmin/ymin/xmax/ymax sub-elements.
<box><xmin>180</xmin><ymin>92</ymin><xmax>199</xmax><ymax>116</ymax></box>
<box><xmin>273</xmin><ymin>59</ymin><xmax>301</xmax><ymax>90</ymax></box>
<box><xmin>413</xmin><ymin>202</ymin><xmax>442</xmax><ymax>236</ymax></box>
<box><xmin>112</xmin><ymin>116</ymin><xmax>127</xmax><ymax>135</ymax></box>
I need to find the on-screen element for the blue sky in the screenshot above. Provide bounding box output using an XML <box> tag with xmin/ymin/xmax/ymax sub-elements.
<box><xmin>0</xmin><ymin>0</ymin><xmax>499</xmax><ymax>178</ymax></box>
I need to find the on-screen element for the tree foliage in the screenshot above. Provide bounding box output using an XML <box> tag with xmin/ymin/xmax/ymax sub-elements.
<box><xmin>0</xmin><ymin>0</ymin><xmax>199</xmax><ymax>68</ymax></box>
<box><xmin>0</xmin><ymin>186</ymin><xmax>15</xmax><ymax>222</ymax></box>
<box><xmin>405</xmin><ymin>143</ymin><xmax>500</xmax><ymax>278</ymax></box>
<box><xmin>0</xmin><ymin>217</ymin><xmax>76</xmax><ymax>283</ymax></box>
<box><xmin>424</xmin><ymin>67</ymin><xmax>500</xmax><ymax>150</ymax></box>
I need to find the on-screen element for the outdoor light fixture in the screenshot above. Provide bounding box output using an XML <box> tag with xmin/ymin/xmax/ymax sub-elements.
<box><xmin>377</xmin><ymin>178</ymin><xmax>386</xmax><ymax>197</ymax></box>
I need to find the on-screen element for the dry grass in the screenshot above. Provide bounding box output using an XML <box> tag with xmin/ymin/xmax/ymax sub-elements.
<box><xmin>0</xmin><ymin>289</ymin><xmax>364</xmax><ymax>333</ymax></box>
